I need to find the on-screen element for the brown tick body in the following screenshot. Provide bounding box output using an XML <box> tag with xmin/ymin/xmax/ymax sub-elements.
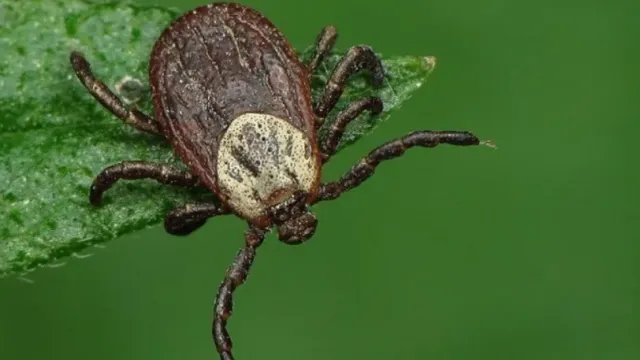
<box><xmin>70</xmin><ymin>2</ymin><xmax>489</xmax><ymax>359</ymax></box>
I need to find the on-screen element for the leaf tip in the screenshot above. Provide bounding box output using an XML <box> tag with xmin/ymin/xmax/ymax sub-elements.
<box><xmin>422</xmin><ymin>56</ymin><xmax>437</xmax><ymax>72</ymax></box>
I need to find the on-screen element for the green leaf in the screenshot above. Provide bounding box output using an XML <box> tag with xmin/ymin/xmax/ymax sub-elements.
<box><xmin>0</xmin><ymin>0</ymin><xmax>436</xmax><ymax>278</ymax></box>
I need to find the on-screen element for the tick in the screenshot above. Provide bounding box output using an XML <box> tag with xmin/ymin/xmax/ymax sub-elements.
<box><xmin>70</xmin><ymin>2</ymin><xmax>492</xmax><ymax>359</ymax></box>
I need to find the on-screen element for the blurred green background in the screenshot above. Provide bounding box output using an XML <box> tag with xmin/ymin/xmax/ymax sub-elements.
<box><xmin>1</xmin><ymin>0</ymin><xmax>639</xmax><ymax>359</ymax></box>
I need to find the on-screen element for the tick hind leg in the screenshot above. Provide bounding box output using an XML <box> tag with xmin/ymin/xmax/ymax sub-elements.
<box><xmin>89</xmin><ymin>161</ymin><xmax>199</xmax><ymax>206</ymax></box>
<box><xmin>70</xmin><ymin>51</ymin><xmax>161</xmax><ymax>135</ymax></box>
<box><xmin>316</xmin><ymin>131</ymin><xmax>494</xmax><ymax>202</ymax></box>
<box><xmin>304</xmin><ymin>25</ymin><xmax>338</xmax><ymax>74</ymax></box>
<box><xmin>314</xmin><ymin>45</ymin><xmax>385</xmax><ymax>126</ymax></box>
<box><xmin>214</xmin><ymin>226</ymin><xmax>267</xmax><ymax>360</ymax></box>
<box><xmin>164</xmin><ymin>202</ymin><xmax>231</xmax><ymax>235</ymax></box>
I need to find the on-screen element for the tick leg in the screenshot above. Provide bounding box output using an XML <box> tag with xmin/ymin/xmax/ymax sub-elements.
<box><xmin>304</xmin><ymin>25</ymin><xmax>338</xmax><ymax>74</ymax></box>
<box><xmin>315</xmin><ymin>131</ymin><xmax>492</xmax><ymax>202</ymax></box>
<box><xmin>314</xmin><ymin>45</ymin><xmax>385</xmax><ymax>126</ymax></box>
<box><xmin>320</xmin><ymin>96</ymin><xmax>383</xmax><ymax>160</ymax></box>
<box><xmin>70</xmin><ymin>51</ymin><xmax>161</xmax><ymax>135</ymax></box>
<box><xmin>89</xmin><ymin>161</ymin><xmax>199</xmax><ymax>206</ymax></box>
<box><xmin>213</xmin><ymin>226</ymin><xmax>267</xmax><ymax>360</ymax></box>
<box><xmin>164</xmin><ymin>202</ymin><xmax>231</xmax><ymax>236</ymax></box>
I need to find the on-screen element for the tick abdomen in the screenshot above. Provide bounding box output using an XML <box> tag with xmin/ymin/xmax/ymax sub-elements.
<box><xmin>148</xmin><ymin>2</ymin><xmax>318</xmax><ymax>204</ymax></box>
<box><xmin>217</xmin><ymin>113</ymin><xmax>320</xmax><ymax>220</ymax></box>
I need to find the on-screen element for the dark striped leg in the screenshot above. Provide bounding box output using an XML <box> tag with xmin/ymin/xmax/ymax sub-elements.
<box><xmin>314</xmin><ymin>45</ymin><xmax>385</xmax><ymax>126</ymax></box>
<box><xmin>89</xmin><ymin>161</ymin><xmax>199</xmax><ymax>206</ymax></box>
<box><xmin>164</xmin><ymin>203</ymin><xmax>231</xmax><ymax>236</ymax></box>
<box><xmin>320</xmin><ymin>96</ymin><xmax>383</xmax><ymax>161</ymax></box>
<box><xmin>213</xmin><ymin>226</ymin><xmax>267</xmax><ymax>360</ymax></box>
<box><xmin>304</xmin><ymin>25</ymin><xmax>338</xmax><ymax>74</ymax></box>
<box><xmin>315</xmin><ymin>131</ymin><xmax>492</xmax><ymax>202</ymax></box>
<box><xmin>70</xmin><ymin>51</ymin><xmax>160</xmax><ymax>135</ymax></box>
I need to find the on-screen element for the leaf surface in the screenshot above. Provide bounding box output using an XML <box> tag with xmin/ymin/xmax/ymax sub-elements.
<box><xmin>0</xmin><ymin>0</ymin><xmax>436</xmax><ymax>277</ymax></box>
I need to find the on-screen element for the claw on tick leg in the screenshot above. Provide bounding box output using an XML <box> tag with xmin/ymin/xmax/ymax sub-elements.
<box><xmin>481</xmin><ymin>140</ymin><xmax>498</xmax><ymax>149</ymax></box>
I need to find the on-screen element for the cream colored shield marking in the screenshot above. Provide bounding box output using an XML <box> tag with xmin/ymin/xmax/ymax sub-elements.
<box><xmin>217</xmin><ymin>113</ymin><xmax>318</xmax><ymax>219</ymax></box>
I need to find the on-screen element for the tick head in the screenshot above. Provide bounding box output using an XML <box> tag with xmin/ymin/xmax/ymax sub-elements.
<box><xmin>266</xmin><ymin>190</ymin><xmax>318</xmax><ymax>244</ymax></box>
<box><xmin>277</xmin><ymin>211</ymin><xmax>317</xmax><ymax>244</ymax></box>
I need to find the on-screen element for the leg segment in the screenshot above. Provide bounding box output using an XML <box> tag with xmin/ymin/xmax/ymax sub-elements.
<box><xmin>213</xmin><ymin>226</ymin><xmax>267</xmax><ymax>360</ymax></box>
<box><xmin>70</xmin><ymin>51</ymin><xmax>161</xmax><ymax>135</ymax></box>
<box><xmin>304</xmin><ymin>25</ymin><xmax>338</xmax><ymax>74</ymax></box>
<box><xmin>315</xmin><ymin>131</ymin><xmax>490</xmax><ymax>202</ymax></box>
<box><xmin>89</xmin><ymin>161</ymin><xmax>199</xmax><ymax>206</ymax></box>
<box><xmin>314</xmin><ymin>45</ymin><xmax>385</xmax><ymax>123</ymax></box>
<box><xmin>164</xmin><ymin>202</ymin><xmax>231</xmax><ymax>236</ymax></box>
<box><xmin>320</xmin><ymin>96</ymin><xmax>383</xmax><ymax>159</ymax></box>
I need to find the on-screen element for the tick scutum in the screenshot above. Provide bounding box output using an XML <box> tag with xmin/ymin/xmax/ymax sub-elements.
<box><xmin>217</xmin><ymin>113</ymin><xmax>319</xmax><ymax>221</ymax></box>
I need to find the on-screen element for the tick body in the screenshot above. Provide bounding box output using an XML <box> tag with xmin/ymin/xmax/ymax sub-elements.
<box><xmin>148</xmin><ymin>4</ymin><xmax>322</xmax><ymax>226</ymax></box>
<box><xmin>70</xmin><ymin>2</ymin><xmax>491</xmax><ymax>359</ymax></box>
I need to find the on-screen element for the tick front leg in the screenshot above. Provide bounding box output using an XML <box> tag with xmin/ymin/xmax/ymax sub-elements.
<box><xmin>213</xmin><ymin>226</ymin><xmax>267</xmax><ymax>360</ymax></box>
<box><xmin>164</xmin><ymin>202</ymin><xmax>231</xmax><ymax>236</ymax></box>
<box><xmin>320</xmin><ymin>96</ymin><xmax>383</xmax><ymax>160</ymax></box>
<box><xmin>314</xmin><ymin>45</ymin><xmax>385</xmax><ymax>125</ymax></box>
<box><xmin>316</xmin><ymin>131</ymin><xmax>492</xmax><ymax>202</ymax></box>
<box><xmin>89</xmin><ymin>161</ymin><xmax>199</xmax><ymax>206</ymax></box>
<box><xmin>70</xmin><ymin>51</ymin><xmax>161</xmax><ymax>135</ymax></box>
<box><xmin>304</xmin><ymin>25</ymin><xmax>338</xmax><ymax>74</ymax></box>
